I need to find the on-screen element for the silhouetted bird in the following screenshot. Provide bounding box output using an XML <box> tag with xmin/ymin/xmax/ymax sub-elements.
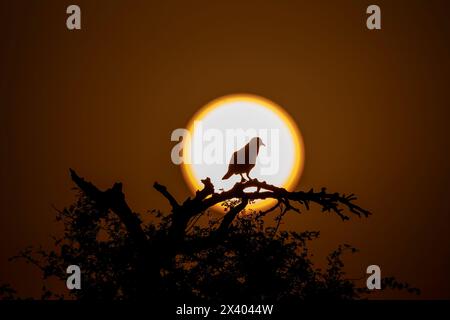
<box><xmin>222</xmin><ymin>137</ymin><xmax>265</xmax><ymax>181</ymax></box>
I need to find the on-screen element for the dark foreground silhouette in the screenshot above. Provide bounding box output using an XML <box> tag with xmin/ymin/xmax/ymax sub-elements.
<box><xmin>1</xmin><ymin>169</ymin><xmax>419</xmax><ymax>300</ymax></box>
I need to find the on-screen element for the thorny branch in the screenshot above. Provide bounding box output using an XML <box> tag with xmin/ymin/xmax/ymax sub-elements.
<box><xmin>69</xmin><ymin>169</ymin><xmax>370</xmax><ymax>253</ymax></box>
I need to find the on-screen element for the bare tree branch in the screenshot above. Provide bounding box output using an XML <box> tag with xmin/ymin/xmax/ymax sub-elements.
<box><xmin>153</xmin><ymin>182</ymin><xmax>180</xmax><ymax>209</ymax></box>
<box><xmin>154</xmin><ymin>178</ymin><xmax>370</xmax><ymax>223</ymax></box>
<box><xmin>69</xmin><ymin>169</ymin><xmax>370</xmax><ymax>256</ymax></box>
<box><xmin>150</xmin><ymin>177</ymin><xmax>371</xmax><ymax>253</ymax></box>
<box><xmin>69</xmin><ymin>169</ymin><xmax>148</xmax><ymax>248</ymax></box>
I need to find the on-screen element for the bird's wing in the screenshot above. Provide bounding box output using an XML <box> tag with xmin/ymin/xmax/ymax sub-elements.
<box><xmin>229</xmin><ymin>149</ymin><xmax>239</xmax><ymax>165</ymax></box>
<box><xmin>233</xmin><ymin>145</ymin><xmax>248</xmax><ymax>164</ymax></box>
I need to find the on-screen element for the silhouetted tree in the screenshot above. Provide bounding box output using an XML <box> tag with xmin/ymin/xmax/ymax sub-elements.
<box><xmin>5</xmin><ymin>169</ymin><xmax>419</xmax><ymax>301</ymax></box>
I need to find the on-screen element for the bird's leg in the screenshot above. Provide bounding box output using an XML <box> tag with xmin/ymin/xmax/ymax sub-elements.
<box><xmin>245</xmin><ymin>173</ymin><xmax>252</xmax><ymax>181</ymax></box>
<box><xmin>239</xmin><ymin>174</ymin><xmax>246</xmax><ymax>182</ymax></box>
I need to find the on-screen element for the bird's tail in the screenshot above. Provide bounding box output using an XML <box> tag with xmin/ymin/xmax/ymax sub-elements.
<box><xmin>222</xmin><ymin>170</ymin><xmax>232</xmax><ymax>180</ymax></box>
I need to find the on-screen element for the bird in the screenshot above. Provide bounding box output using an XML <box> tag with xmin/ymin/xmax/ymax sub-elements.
<box><xmin>222</xmin><ymin>137</ymin><xmax>265</xmax><ymax>181</ymax></box>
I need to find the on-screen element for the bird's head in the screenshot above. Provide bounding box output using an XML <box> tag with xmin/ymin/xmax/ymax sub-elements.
<box><xmin>251</xmin><ymin>137</ymin><xmax>265</xmax><ymax>147</ymax></box>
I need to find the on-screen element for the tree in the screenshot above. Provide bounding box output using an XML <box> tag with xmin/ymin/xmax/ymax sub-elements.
<box><xmin>4</xmin><ymin>169</ymin><xmax>419</xmax><ymax>301</ymax></box>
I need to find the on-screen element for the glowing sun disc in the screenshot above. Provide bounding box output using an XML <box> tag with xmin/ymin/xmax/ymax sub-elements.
<box><xmin>181</xmin><ymin>94</ymin><xmax>305</xmax><ymax>212</ymax></box>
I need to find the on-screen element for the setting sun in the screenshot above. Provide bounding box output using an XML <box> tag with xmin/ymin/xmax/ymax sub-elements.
<box><xmin>180</xmin><ymin>94</ymin><xmax>305</xmax><ymax>212</ymax></box>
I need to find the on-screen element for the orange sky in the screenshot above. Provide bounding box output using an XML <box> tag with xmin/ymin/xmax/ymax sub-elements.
<box><xmin>0</xmin><ymin>0</ymin><xmax>449</xmax><ymax>299</ymax></box>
